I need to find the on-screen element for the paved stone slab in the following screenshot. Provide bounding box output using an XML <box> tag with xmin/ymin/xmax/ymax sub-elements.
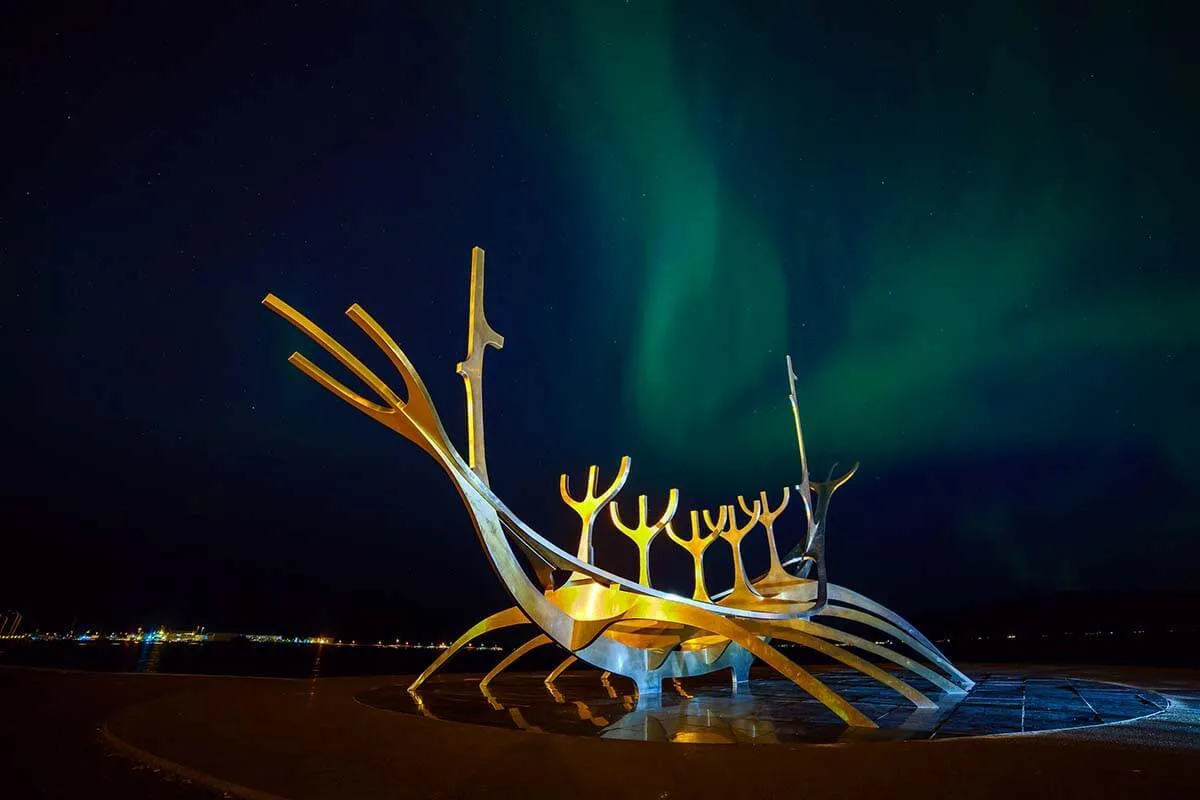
<box><xmin>373</xmin><ymin>668</ymin><xmax>1171</xmax><ymax>743</ymax></box>
<box><xmin>5</xmin><ymin>665</ymin><xmax>1200</xmax><ymax>799</ymax></box>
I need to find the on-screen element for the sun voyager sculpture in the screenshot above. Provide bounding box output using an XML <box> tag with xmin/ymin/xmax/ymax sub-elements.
<box><xmin>264</xmin><ymin>247</ymin><xmax>974</xmax><ymax>728</ymax></box>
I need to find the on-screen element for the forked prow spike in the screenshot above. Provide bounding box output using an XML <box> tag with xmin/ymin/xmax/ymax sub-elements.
<box><xmin>262</xmin><ymin>293</ymin><xmax>401</xmax><ymax>409</ymax></box>
<box><xmin>284</xmin><ymin>352</ymin><xmax>391</xmax><ymax>415</ymax></box>
<box><xmin>261</xmin><ymin>292</ymin><xmax>451</xmax><ymax>460</ymax></box>
<box><xmin>345</xmin><ymin>302</ymin><xmax>446</xmax><ymax>430</ymax></box>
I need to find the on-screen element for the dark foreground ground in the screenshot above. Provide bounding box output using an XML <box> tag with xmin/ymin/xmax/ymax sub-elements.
<box><xmin>2</xmin><ymin>664</ymin><xmax>1199</xmax><ymax>799</ymax></box>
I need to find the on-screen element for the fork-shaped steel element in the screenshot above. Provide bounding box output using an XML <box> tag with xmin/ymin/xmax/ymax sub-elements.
<box><xmin>720</xmin><ymin>499</ymin><xmax>764</xmax><ymax>605</ymax></box>
<box><xmin>738</xmin><ymin>488</ymin><xmax>799</xmax><ymax>594</ymax></box>
<box><xmin>261</xmin><ymin>295</ymin><xmax>452</xmax><ymax>460</ymax></box>
<box><xmin>608</xmin><ymin>490</ymin><xmax>679</xmax><ymax>587</ymax></box>
<box><xmin>560</xmin><ymin>458</ymin><xmax>631</xmax><ymax>583</ymax></box>
<box><xmin>665</xmin><ymin>507</ymin><xmax>727</xmax><ymax>602</ymax></box>
<box><xmin>798</xmin><ymin>462</ymin><xmax>858</xmax><ymax>608</ymax></box>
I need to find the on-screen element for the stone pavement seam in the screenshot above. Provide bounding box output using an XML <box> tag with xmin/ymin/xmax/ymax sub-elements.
<box><xmin>102</xmin><ymin>721</ymin><xmax>292</xmax><ymax>800</ymax></box>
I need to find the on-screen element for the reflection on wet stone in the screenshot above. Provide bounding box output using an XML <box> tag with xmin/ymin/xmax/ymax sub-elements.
<box><xmin>363</xmin><ymin>669</ymin><xmax>1169</xmax><ymax>745</ymax></box>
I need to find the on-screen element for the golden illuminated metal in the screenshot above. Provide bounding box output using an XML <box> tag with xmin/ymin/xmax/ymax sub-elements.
<box><xmin>457</xmin><ymin>246</ymin><xmax>504</xmax><ymax>486</ymax></box>
<box><xmin>480</xmin><ymin>633</ymin><xmax>550</xmax><ymax>690</ymax></box>
<box><xmin>740</xmin><ymin>488</ymin><xmax>802</xmax><ymax>595</ymax></box>
<box><xmin>265</xmin><ymin>245</ymin><xmax>974</xmax><ymax>729</ymax></box>
<box><xmin>718</xmin><ymin>500</ymin><xmax>763</xmax><ymax>606</ymax></box>
<box><xmin>608</xmin><ymin>490</ymin><xmax>679</xmax><ymax>587</ymax></box>
<box><xmin>664</xmin><ymin>508</ymin><xmax>726</xmax><ymax>603</ymax></box>
<box><xmin>561</xmin><ymin>458</ymin><xmax>630</xmax><ymax>584</ymax></box>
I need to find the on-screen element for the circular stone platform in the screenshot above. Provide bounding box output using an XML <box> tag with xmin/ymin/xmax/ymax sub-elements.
<box><xmin>361</xmin><ymin>668</ymin><xmax>1170</xmax><ymax>744</ymax></box>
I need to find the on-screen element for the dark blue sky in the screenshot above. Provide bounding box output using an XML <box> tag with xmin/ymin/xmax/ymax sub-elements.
<box><xmin>4</xmin><ymin>2</ymin><xmax>1197</xmax><ymax>638</ymax></box>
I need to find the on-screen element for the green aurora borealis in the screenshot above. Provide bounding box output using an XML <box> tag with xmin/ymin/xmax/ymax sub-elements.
<box><xmin>7</xmin><ymin>2</ymin><xmax>1197</xmax><ymax>630</ymax></box>
<box><xmin>520</xmin><ymin>3</ymin><xmax>1196</xmax><ymax>483</ymax></box>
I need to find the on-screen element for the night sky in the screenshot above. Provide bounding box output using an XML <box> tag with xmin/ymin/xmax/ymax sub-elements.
<box><xmin>5</xmin><ymin>2</ymin><xmax>1198</xmax><ymax>639</ymax></box>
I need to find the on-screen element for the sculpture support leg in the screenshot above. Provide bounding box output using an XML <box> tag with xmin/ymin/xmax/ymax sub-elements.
<box><xmin>408</xmin><ymin>606</ymin><xmax>529</xmax><ymax>691</ymax></box>
<box><xmin>479</xmin><ymin>633</ymin><xmax>552</xmax><ymax>690</ymax></box>
<box><xmin>819</xmin><ymin>601</ymin><xmax>974</xmax><ymax>692</ymax></box>
<box><xmin>634</xmin><ymin>672</ymin><xmax>663</xmax><ymax>698</ymax></box>
<box><xmin>729</xmin><ymin>647</ymin><xmax>754</xmax><ymax>690</ymax></box>
<box><xmin>753</xmin><ymin>624</ymin><xmax>935</xmax><ymax>709</ymax></box>
<box><xmin>545</xmin><ymin>654</ymin><xmax>577</xmax><ymax>685</ymax></box>
<box><xmin>791</xmin><ymin>617</ymin><xmax>963</xmax><ymax>696</ymax></box>
<box><xmin>607</xmin><ymin>602</ymin><xmax>878</xmax><ymax>728</ymax></box>
<box><xmin>827</xmin><ymin>586</ymin><xmax>974</xmax><ymax>690</ymax></box>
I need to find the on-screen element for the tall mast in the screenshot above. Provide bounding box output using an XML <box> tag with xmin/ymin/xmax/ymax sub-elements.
<box><xmin>786</xmin><ymin>354</ymin><xmax>811</xmax><ymax>498</ymax></box>
<box><xmin>457</xmin><ymin>247</ymin><xmax>505</xmax><ymax>485</ymax></box>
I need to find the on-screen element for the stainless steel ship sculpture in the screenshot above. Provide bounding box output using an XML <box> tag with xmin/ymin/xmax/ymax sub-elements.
<box><xmin>264</xmin><ymin>247</ymin><xmax>974</xmax><ymax>728</ymax></box>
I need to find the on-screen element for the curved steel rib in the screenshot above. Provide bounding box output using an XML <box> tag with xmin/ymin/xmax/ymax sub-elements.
<box><xmin>480</xmin><ymin>633</ymin><xmax>552</xmax><ymax>690</ymax></box>
<box><xmin>788</xmin><ymin>616</ymin><xmax>963</xmax><ymax>695</ymax></box>
<box><xmin>545</xmin><ymin>655</ymin><xmax>578</xmax><ymax>685</ymax></box>
<box><xmin>408</xmin><ymin>606</ymin><xmax>529</xmax><ymax>691</ymax></box>
<box><xmin>746</xmin><ymin>622</ymin><xmax>935</xmax><ymax>709</ymax></box>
